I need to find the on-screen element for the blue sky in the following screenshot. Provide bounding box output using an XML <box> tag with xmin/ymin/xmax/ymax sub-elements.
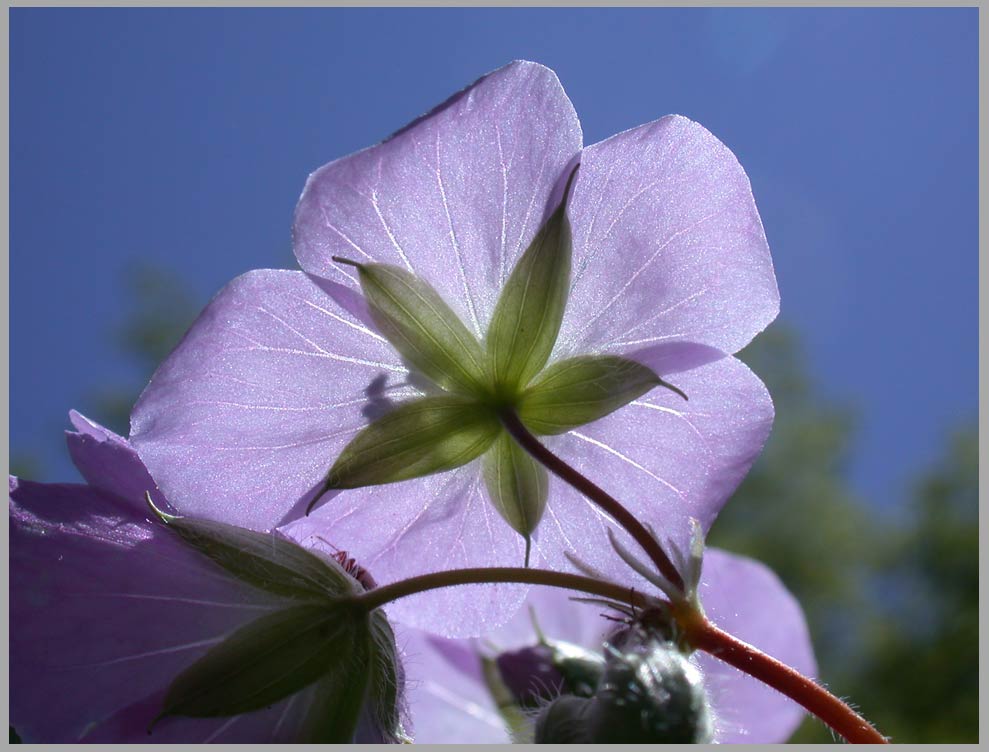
<box><xmin>10</xmin><ymin>8</ymin><xmax>978</xmax><ymax>511</ymax></box>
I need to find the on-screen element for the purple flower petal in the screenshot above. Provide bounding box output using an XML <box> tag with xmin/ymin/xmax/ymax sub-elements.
<box><xmin>129</xmin><ymin>62</ymin><xmax>781</xmax><ymax>645</ymax></box>
<box><xmin>66</xmin><ymin>409</ymin><xmax>168</xmax><ymax>510</ymax></box>
<box><xmin>533</xmin><ymin>355</ymin><xmax>773</xmax><ymax>580</ymax></box>
<box><xmin>9</xmin><ymin>477</ymin><xmax>295</xmax><ymax>742</ymax></box>
<box><xmin>558</xmin><ymin>115</ymin><xmax>779</xmax><ymax>359</ymax></box>
<box><xmin>293</xmin><ymin>60</ymin><xmax>582</xmax><ymax>338</ymax></box>
<box><xmin>696</xmin><ymin>548</ymin><xmax>816</xmax><ymax>744</ymax></box>
<box><xmin>399</xmin><ymin>631</ymin><xmax>510</xmax><ymax>743</ymax></box>
<box><xmin>77</xmin><ymin>686</ymin><xmax>323</xmax><ymax>743</ymax></box>
<box><xmin>488</xmin><ymin>584</ymin><xmax>611</xmax><ymax>651</ymax></box>
<box><xmin>131</xmin><ymin>269</ymin><xmax>407</xmax><ymax>532</ymax></box>
<box><xmin>278</xmin><ymin>466</ymin><xmax>530</xmax><ymax>637</ymax></box>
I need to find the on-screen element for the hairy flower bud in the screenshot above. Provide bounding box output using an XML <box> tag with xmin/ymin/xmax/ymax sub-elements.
<box><xmin>533</xmin><ymin>695</ymin><xmax>595</xmax><ymax>743</ymax></box>
<box><xmin>532</xmin><ymin>627</ymin><xmax>713</xmax><ymax>744</ymax></box>
<box><xmin>495</xmin><ymin>640</ymin><xmax>603</xmax><ymax>708</ymax></box>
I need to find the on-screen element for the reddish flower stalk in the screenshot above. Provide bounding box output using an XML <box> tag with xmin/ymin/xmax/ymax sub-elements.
<box><xmin>682</xmin><ymin>612</ymin><xmax>887</xmax><ymax>744</ymax></box>
<box><xmin>355</xmin><ymin>565</ymin><xmax>885</xmax><ymax>743</ymax></box>
<box><xmin>499</xmin><ymin>409</ymin><xmax>887</xmax><ymax>744</ymax></box>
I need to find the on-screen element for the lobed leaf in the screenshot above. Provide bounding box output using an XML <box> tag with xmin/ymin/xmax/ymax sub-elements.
<box><xmin>341</xmin><ymin>259</ymin><xmax>488</xmax><ymax>395</ymax></box>
<box><xmin>325</xmin><ymin>396</ymin><xmax>500</xmax><ymax>490</ymax></box>
<box><xmin>485</xmin><ymin>166</ymin><xmax>578</xmax><ymax>394</ymax></box>
<box><xmin>482</xmin><ymin>433</ymin><xmax>548</xmax><ymax>565</ymax></box>
<box><xmin>518</xmin><ymin>355</ymin><xmax>679</xmax><ymax>435</ymax></box>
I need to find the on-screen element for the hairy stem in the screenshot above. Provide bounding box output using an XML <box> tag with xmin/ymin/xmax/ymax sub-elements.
<box><xmin>355</xmin><ymin>567</ymin><xmax>651</xmax><ymax>614</ymax></box>
<box><xmin>684</xmin><ymin>613</ymin><xmax>887</xmax><ymax>744</ymax></box>
<box><xmin>499</xmin><ymin>410</ymin><xmax>685</xmax><ymax>592</ymax></box>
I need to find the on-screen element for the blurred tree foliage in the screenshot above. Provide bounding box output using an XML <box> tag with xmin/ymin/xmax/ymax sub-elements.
<box><xmin>86</xmin><ymin>262</ymin><xmax>202</xmax><ymax>436</ymax></box>
<box><xmin>854</xmin><ymin>425</ymin><xmax>978</xmax><ymax>742</ymax></box>
<box><xmin>12</xmin><ymin>266</ymin><xmax>978</xmax><ymax>743</ymax></box>
<box><xmin>715</xmin><ymin>328</ymin><xmax>978</xmax><ymax>743</ymax></box>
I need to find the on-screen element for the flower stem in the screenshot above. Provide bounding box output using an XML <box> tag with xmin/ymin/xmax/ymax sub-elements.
<box><xmin>499</xmin><ymin>410</ymin><xmax>685</xmax><ymax>592</ymax></box>
<box><xmin>682</xmin><ymin>611</ymin><xmax>887</xmax><ymax>744</ymax></box>
<box><xmin>355</xmin><ymin>567</ymin><xmax>651</xmax><ymax>614</ymax></box>
<box><xmin>500</xmin><ymin>412</ymin><xmax>885</xmax><ymax>743</ymax></box>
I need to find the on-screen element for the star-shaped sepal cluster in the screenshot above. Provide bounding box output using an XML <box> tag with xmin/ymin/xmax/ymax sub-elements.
<box><xmin>314</xmin><ymin>166</ymin><xmax>686</xmax><ymax>563</ymax></box>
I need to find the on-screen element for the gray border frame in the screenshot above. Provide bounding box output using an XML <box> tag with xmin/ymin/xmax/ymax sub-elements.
<box><xmin>2</xmin><ymin>2</ymin><xmax>984</xmax><ymax>749</ymax></box>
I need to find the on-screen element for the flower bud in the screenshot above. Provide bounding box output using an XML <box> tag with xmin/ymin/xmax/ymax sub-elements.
<box><xmin>495</xmin><ymin>639</ymin><xmax>604</xmax><ymax>708</ymax></box>
<box><xmin>533</xmin><ymin>695</ymin><xmax>594</xmax><ymax>743</ymax></box>
<box><xmin>531</xmin><ymin>629</ymin><xmax>713</xmax><ymax>744</ymax></box>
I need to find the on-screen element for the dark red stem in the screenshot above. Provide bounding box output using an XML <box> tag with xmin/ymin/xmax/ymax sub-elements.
<box><xmin>500</xmin><ymin>410</ymin><xmax>684</xmax><ymax>592</ymax></box>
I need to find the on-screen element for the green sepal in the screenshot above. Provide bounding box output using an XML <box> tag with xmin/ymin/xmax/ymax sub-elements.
<box><xmin>338</xmin><ymin>258</ymin><xmax>488</xmax><ymax>395</ymax></box>
<box><xmin>518</xmin><ymin>355</ymin><xmax>681</xmax><ymax>435</ymax></box>
<box><xmin>157</xmin><ymin>603</ymin><xmax>369</xmax><ymax>725</ymax></box>
<box><xmin>300</xmin><ymin>611</ymin><xmax>408</xmax><ymax>742</ymax></box>
<box><xmin>298</xmin><ymin>657</ymin><xmax>371</xmax><ymax>743</ymax></box>
<box><xmin>482</xmin><ymin>433</ymin><xmax>548</xmax><ymax>566</ymax></box>
<box><xmin>363</xmin><ymin>611</ymin><xmax>412</xmax><ymax>743</ymax></box>
<box><xmin>326</xmin><ymin>396</ymin><xmax>500</xmax><ymax>490</ymax></box>
<box><xmin>486</xmin><ymin>166</ymin><xmax>578</xmax><ymax>395</ymax></box>
<box><xmin>481</xmin><ymin>654</ymin><xmax>531</xmax><ymax>740</ymax></box>
<box><xmin>147</xmin><ymin>494</ymin><xmax>359</xmax><ymax>601</ymax></box>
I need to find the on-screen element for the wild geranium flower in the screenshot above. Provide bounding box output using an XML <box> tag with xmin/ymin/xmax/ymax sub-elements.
<box><xmin>130</xmin><ymin>60</ymin><xmax>778</xmax><ymax>636</ymax></box>
<box><xmin>401</xmin><ymin>551</ymin><xmax>816</xmax><ymax>743</ymax></box>
<box><xmin>10</xmin><ymin>413</ymin><xmax>408</xmax><ymax>743</ymax></box>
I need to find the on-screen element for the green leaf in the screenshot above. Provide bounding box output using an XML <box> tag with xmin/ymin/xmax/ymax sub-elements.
<box><xmin>158</xmin><ymin>603</ymin><xmax>368</xmax><ymax>725</ymax></box>
<box><xmin>486</xmin><ymin>166</ymin><xmax>577</xmax><ymax>394</ymax></box>
<box><xmin>482</xmin><ymin>432</ymin><xmax>548</xmax><ymax>565</ymax></box>
<box><xmin>149</xmin><ymin>496</ymin><xmax>360</xmax><ymax>601</ymax></box>
<box><xmin>337</xmin><ymin>258</ymin><xmax>488</xmax><ymax>395</ymax></box>
<box><xmin>518</xmin><ymin>355</ymin><xmax>681</xmax><ymax>435</ymax></box>
<box><xmin>326</xmin><ymin>395</ymin><xmax>500</xmax><ymax>490</ymax></box>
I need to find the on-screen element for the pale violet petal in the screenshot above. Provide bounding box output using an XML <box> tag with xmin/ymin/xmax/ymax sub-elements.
<box><xmin>558</xmin><ymin>115</ymin><xmax>779</xmax><ymax>359</ymax></box>
<box><xmin>293</xmin><ymin>60</ymin><xmax>582</xmax><ymax>337</ymax></box>
<box><xmin>696</xmin><ymin>549</ymin><xmax>817</xmax><ymax>743</ymax></box>
<box><xmin>279</xmin><ymin>465</ymin><xmax>530</xmax><ymax>638</ymax></box>
<box><xmin>67</xmin><ymin>409</ymin><xmax>169</xmax><ymax>511</ymax></box>
<box><xmin>533</xmin><ymin>355</ymin><xmax>774</xmax><ymax>581</ymax></box>
<box><xmin>130</xmin><ymin>269</ymin><xmax>408</xmax><ymax>532</ymax></box>
<box><xmin>399</xmin><ymin>630</ymin><xmax>510</xmax><ymax>743</ymax></box>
